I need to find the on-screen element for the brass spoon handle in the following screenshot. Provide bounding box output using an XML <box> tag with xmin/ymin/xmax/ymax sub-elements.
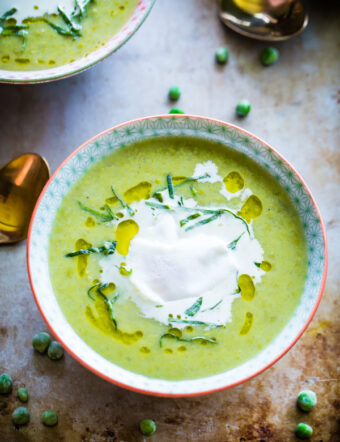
<box><xmin>0</xmin><ymin>153</ymin><xmax>50</xmax><ymax>244</ymax></box>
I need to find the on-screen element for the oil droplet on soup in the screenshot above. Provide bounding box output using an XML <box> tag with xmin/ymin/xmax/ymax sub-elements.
<box><xmin>238</xmin><ymin>274</ymin><xmax>255</xmax><ymax>301</ymax></box>
<box><xmin>115</xmin><ymin>220</ymin><xmax>139</xmax><ymax>256</ymax></box>
<box><xmin>85</xmin><ymin>296</ymin><xmax>143</xmax><ymax>345</ymax></box>
<box><xmin>223</xmin><ymin>171</ymin><xmax>244</xmax><ymax>193</ymax></box>
<box><xmin>168</xmin><ymin>328</ymin><xmax>182</xmax><ymax>338</ymax></box>
<box><xmin>238</xmin><ymin>195</ymin><xmax>263</xmax><ymax>222</ymax></box>
<box><xmin>239</xmin><ymin>312</ymin><xmax>254</xmax><ymax>336</ymax></box>
<box><xmin>259</xmin><ymin>261</ymin><xmax>272</xmax><ymax>272</ymax></box>
<box><xmin>172</xmin><ymin>176</ymin><xmax>187</xmax><ymax>185</ymax></box>
<box><xmin>140</xmin><ymin>346</ymin><xmax>151</xmax><ymax>354</ymax></box>
<box><xmin>75</xmin><ymin>238</ymin><xmax>92</xmax><ymax>277</ymax></box>
<box><xmin>123</xmin><ymin>182</ymin><xmax>152</xmax><ymax>203</ymax></box>
<box><xmin>85</xmin><ymin>216</ymin><xmax>96</xmax><ymax>227</ymax></box>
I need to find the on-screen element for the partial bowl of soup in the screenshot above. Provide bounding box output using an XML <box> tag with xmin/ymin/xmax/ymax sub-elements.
<box><xmin>0</xmin><ymin>0</ymin><xmax>155</xmax><ymax>84</ymax></box>
<box><xmin>27</xmin><ymin>115</ymin><xmax>327</xmax><ymax>396</ymax></box>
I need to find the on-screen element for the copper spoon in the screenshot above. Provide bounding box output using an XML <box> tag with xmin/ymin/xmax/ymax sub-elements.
<box><xmin>0</xmin><ymin>153</ymin><xmax>50</xmax><ymax>244</ymax></box>
<box><xmin>218</xmin><ymin>0</ymin><xmax>308</xmax><ymax>41</ymax></box>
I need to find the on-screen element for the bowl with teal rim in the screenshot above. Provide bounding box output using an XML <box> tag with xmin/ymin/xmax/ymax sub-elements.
<box><xmin>0</xmin><ymin>0</ymin><xmax>155</xmax><ymax>84</ymax></box>
<box><xmin>27</xmin><ymin>115</ymin><xmax>327</xmax><ymax>397</ymax></box>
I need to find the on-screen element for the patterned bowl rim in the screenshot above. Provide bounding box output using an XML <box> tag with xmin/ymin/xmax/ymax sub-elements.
<box><xmin>0</xmin><ymin>0</ymin><xmax>156</xmax><ymax>84</ymax></box>
<box><xmin>27</xmin><ymin>114</ymin><xmax>328</xmax><ymax>397</ymax></box>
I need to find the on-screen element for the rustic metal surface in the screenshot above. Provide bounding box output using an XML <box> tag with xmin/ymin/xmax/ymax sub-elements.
<box><xmin>0</xmin><ymin>0</ymin><xmax>339</xmax><ymax>441</ymax></box>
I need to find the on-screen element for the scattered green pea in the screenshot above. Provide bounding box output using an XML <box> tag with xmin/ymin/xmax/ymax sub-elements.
<box><xmin>168</xmin><ymin>86</ymin><xmax>181</xmax><ymax>101</ymax></box>
<box><xmin>297</xmin><ymin>390</ymin><xmax>317</xmax><ymax>412</ymax></box>
<box><xmin>215</xmin><ymin>47</ymin><xmax>229</xmax><ymax>64</ymax></box>
<box><xmin>139</xmin><ymin>419</ymin><xmax>156</xmax><ymax>436</ymax></box>
<box><xmin>0</xmin><ymin>373</ymin><xmax>13</xmax><ymax>395</ymax></box>
<box><xmin>47</xmin><ymin>341</ymin><xmax>64</xmax><ymax>360</ymax></box>
<box><xmin>41</xmin><ymin>410</ymin><xmax>58</xmax><ymax>427</ymax></box>
<box><xmin>17</xmin><ymin>387</ymin><xmax>28</xmax><ymax>403</ymax></box>
<box><xmin>236</xmin><ymin>99</ymin><xmax>251</xmax><ymax>117</ymax></box>
<box><xmin>295</xmin><ymin>422</ymin><xmax>313</xmax><ymax>439</ymax></box>
<box><xmin>32</xmin><ymin>332</ymin><xmax>51</xmax><ymax>353</ymax></box>
<box><xmin>261</xmin><ymin>47</ymin><xmax>279</xmax><ymax>66</ymax></box>
<box><xmin>12</xmin><ymin>407</ymin><xmax>30</xmax><ymax>426</ymax></box>
<box><xmin>169</xmin><ymin>108</ymin><xmax>185</xmax><ymax>114</ymax></box>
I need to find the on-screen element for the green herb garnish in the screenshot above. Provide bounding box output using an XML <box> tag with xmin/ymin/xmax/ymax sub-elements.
<box><xmin>190</xmin><ymin>185</ymin><xmax>197</xmax><ymax>197</ymax></box>
<box><xmin>0</xmin><ymin>9</ymin><xmax>28</xmax><ymax>50</ymax></box>
<box><xmin>78</xmin><ymin>201</ymin><xmax>115</xmax><ymax>222</ymax></box>
<box><xmin>184</xmin><ymin>297</ymin><xmax>203</xmax><ymax>316</ymax></box>
<box><xmin>185</xmin><ymin>213</ymin><xmax>221</xmax><ymax>231</ymax></box>
<box><xmin>227</xmin><ymin>232</ymin><xmax>245</xmax><ymax>250</ymax></box>
<box><xmin>111</xmin><ymin>185</ymin><xmax>134</xmax><ymax>216</ymax></box>
<box><xmin>145</xmin><ymin>201</ymin><xmax>172</xmax><ymax>210</ymax></box>
<box><xmin>65</xmin><ymin>240</ymin><xmax>117</xmax><ymax>257</ymax></box>
<box><xmin>202</xmin><ymin>299</ymin><xmax>223</xmax><ymax>312</ymax></box>
<box><xmin>46</xmin><ymin>0</ymin><xmax>93</xmax><ymax>38</ymax></box>
<box><xmin>168</xmin><ymin>318</ymin><xmax>222</xmax><ymax>328</ymax></box>
<box><xmin>96</xmin><ymin>284</ymin><xmax>119</xmax><ymax>330</ymax></box>
<box><xmin>254</xmin><ymin>262</ymin><xmax>261</xmax><ymax>268</ymax></box>
<box><xmin>159</xmin><ymin>333</ymin><xmax>217</xmax><ymax>347</ymax></box>
<box><xmin>180</xmin><ymin>206</ymin><xmax>250</xmax><ymax>235</ymax></box>
<box><xmin>57</xmin><ymin>6</ymin><xmax>81</xmax><ymax>34</ymax></box>
<box><xmin>152</xmin><ymin>173</ymin><xmax>210</xmax><ymax>197</ymax></box>
<box><xmin>167</xmin><ymin>174</ymin><xmax>174</xmax><ymax>199</ymax></box>
<box><xmin>179</xmin><ymin>212</ymin><xmax>201</xmax><ymax>227</ymax></box>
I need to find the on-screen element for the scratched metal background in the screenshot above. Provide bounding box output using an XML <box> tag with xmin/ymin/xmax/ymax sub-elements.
<box><xmin>0</xmin><ymin>0</ymin><xmax>339</xmax><ymax>441</ymax></box>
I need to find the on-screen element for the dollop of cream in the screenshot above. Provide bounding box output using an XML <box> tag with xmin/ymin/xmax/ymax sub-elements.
<box><xmin>0</xmin><ymin>1</ymin><xmax>75</xmax><ymax>24</ymax></box>
<box><xmin>99</xmin><ymin>163</ymin><xmax>265</xmax><ymax>328</ymax></box>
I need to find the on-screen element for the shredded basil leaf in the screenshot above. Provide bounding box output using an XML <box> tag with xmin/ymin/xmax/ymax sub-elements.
<box><xmin>65</xmin><ymin>240</ymin><xmax>117</xmax><ymax>257</ymax></box>
<box><xmin>160</xmin><ymin>333</ymin><xmax>217</xmax><ymax>347</ymax></box>
<box><xmin>202</xmin><ymin>299</ymin><xmax>223</xmax><ymax>312</ymax></box>
<box><xmin>78</xmin><ymin>201</ymin><xmax>115</xmax><ymax>222</ymax></box>
<box><xmin>227</xmin><ymin>232</ymin><xmax>245</xmax><ymax>250</ymax></box>
<box><xmin>167</xmin><ymin>174</ymin><xmax>174</xmax><ymax>199</ymax></box>
<box><xmin>145</xmin><ymin>201</ymin><xmax>172</xmax><ymax>210</ymax></box>
<box><xmin>152</xmin><ymin>173</ymin><xmax>210</xmax><ymax>197</ymax></box>
<box><xmin>111</xmin><ymin>185</ymin><xmax>134</xmax><ymax>216</ymax></box>
<box><xmin>168</xmin><ymin>318</ymin><xmax>223</xmax><ymax>328</ymax></box>
<box><xmin>96</xmin><ymin>285</ymin><xmax>119</xmax><ymax>330</ymax></box>
<box><xmin>179</xmin><ymin>212</ymin><xmax>201</xmax><ymax>227</ymax></box>
<box><xmin>184</xmin><ymin>297</ymin><xmax>203</xmax><ymax>316</ymax></box>
<box><xmin>185</xmin><ymin>213</ymin><xmax>221</xmax><ymax>231</ymax></box>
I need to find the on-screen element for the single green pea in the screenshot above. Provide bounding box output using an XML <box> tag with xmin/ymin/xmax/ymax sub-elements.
<box><xmin>261</xmin><ymin>47</ymin><xmax>279</xmax><ymax>66</ymax></box>
<box><xmin>295</xmin><ymin>422</ymin><xmax>313</xmax><ymax>439</ymax></box>
<box><xmin>215</xmin><ymin>47</ymin><xmax>229</xmax><ymax>64</ymax></box>
<box><xmin>297</xmin><ymin>390</ymin><xmax>317</xmax><ymax>412</ymax></box>
<box><xmin>47</xmin><ymin>341</ymin><xmax>64</xmax><ymax>360</ymax></box>
<box><xmin>32</xmin><ymin>332</ymin><xmax>51</xmax><ymax>353</ymax></box>
<box><xmin>12</xmin><ymin>407</ymin><xmax>30</xmax><ymax>426</ymax></box>
<box><xmin>17</xmin><ymin>387</ymin><xmax>28</xmax><ymax>403</ymax></box>
<box><xmin>169</xmin><ymin>108</ymin><xmax>185</xmax><ymax>114</ymax></box>
<box><xmin>236</xmin><ymin>99</ymin><xmax>251</xmax><ymax>117</ymax></box>
<box><xmin>139</xmin><ymin>419</ymin><xmax>156</xmax><ymax>436</ymax></box>
<box><xmin>0</xmin><ymin>373</ymin><xmax>13</xmax><ymax>395</ymax></box>
<box><xmin>168</xmin><ymin>86</ymin><xmax>181</xmax><ymax>101</ymax></box>
<box><xmin>41</xmin><ymin>410</ymin><xmax>58</xmax><ymax>427</ymax></box>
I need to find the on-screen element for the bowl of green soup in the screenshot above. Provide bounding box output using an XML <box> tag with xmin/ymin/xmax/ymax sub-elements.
<box><xmin>27</xmin><ymin>115</ymin><xmax>327</xmax><ymax>396</ymax></box>
<box><xmin>0</xmin><ymin>0</ymin><xmax>155</xmax><ymax>84</ymax></box>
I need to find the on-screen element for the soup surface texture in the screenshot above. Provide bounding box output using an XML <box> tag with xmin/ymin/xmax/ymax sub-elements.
<box><xmin>0</xmin><ymin>0</ymin><xmax>138</xmax><ymax>71</ymax></box>
<box><xmin>49</xmin><ymin>137</ymin><xmax>307</xmax><ymax>380</ymax></box>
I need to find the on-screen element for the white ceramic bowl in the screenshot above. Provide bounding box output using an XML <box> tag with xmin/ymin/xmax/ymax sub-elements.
<box><xmin>0</xmin><ymin>0</ymin><xmax>155</xmax><ymax>84</ymax></box>
<box><xmin>27</xmin><ymin>115</ymin><xmax>327</xmax><ymax>397</ymax></box>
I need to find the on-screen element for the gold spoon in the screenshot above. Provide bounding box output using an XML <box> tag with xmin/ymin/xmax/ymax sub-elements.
<box><xmin>218</xmin><ymin>0</ymin><xmax>308</xmax><ymax>41</ymax></box>
<box><xmin>0</xmin><ymin>153</ymin><xmax>50</xmax><ymax>244</ymax></box>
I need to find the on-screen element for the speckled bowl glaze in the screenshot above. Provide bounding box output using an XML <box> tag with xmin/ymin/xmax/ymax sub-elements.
<box><xmin>27</xmin><ymin>115</ymin><xmax>327</xmax><ymax>397</ymax></box>
<box><xmin>0</xmin><ymin>0</ymin><xmax>155</xmax><ymax>84</ymax></box>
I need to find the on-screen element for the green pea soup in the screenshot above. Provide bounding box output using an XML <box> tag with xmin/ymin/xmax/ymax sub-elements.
<box><xmin>49</xmin><ymin>137</ymin><xmax>308</xmax><ymax>380</ymax></box>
